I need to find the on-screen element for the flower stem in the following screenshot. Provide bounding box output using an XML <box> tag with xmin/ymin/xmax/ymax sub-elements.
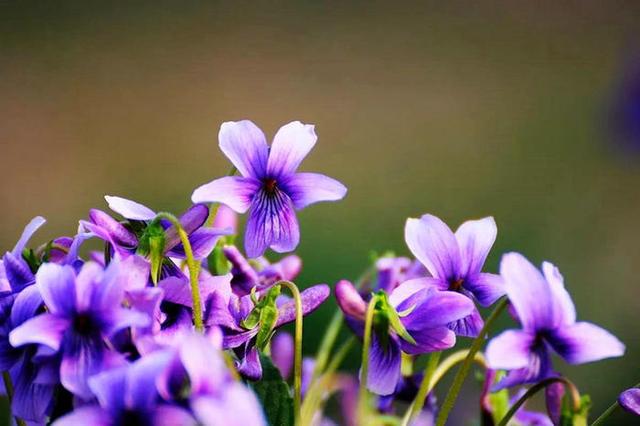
<box><xmin>3</xmin><ymin>372</ymin><xmax>26</xmax><ymax>426</ymax></box>
<box><xmin>591</xmin><ymin>381</ymin><xmax>640</xmax><ymax>426</ymax></box>
<box><xmin>401</xmin><ymin>351</ymin><xmax>442</xmax><ymax>426</ymax></box>
<box><xmin>430</xmin><ymin>349</ymin><xmax>486</xmax><ymax>390</ymax></box>
<box><xmin>436</xmin><ymin>297</ymin><xmax>509</xmax><ymax>426</ymax></box>
<box><xmin>357</xmin><ymin>298</ymin><xmax>377</xmax><ymax>423</ymax></box>
<box><xmin>277</xmin><ymin>280</ymin><xmax>304</xmax><ymax>426</ymax></box>
<box><xmin>498</xmin><ymin>377</ymin><xmax>581</xmax><ymax>426</ymax></box>
<box><xmin>155</xmin><ymin>212</ymin><xmax>203</xmax><ymax>332</ymax></box>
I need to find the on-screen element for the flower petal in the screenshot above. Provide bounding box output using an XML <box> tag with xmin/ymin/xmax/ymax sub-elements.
<box><xmin>9</xmin><ymin>313</ymin><xmax>69</xmax><ymax>352</ymax></box>
<box><xmin>399</xmin><ymin>326</ymin><xmax>456</xmax><ymax>354</ymax></box>
<box><xmin>546</xmin><ymin>321</ymin><xmax>625</xmax><ymax>364</ymax></box>
<box><xmin>405</xmin><ymin>215</ymin><xmax>460</xmax><ymax>281</ymax></box>
<box><xmin>276</xmin><ymin>284</ymin><xmax>330</xmax><ymax>327</ymax></box>
<box><xmin>51</xmin><ymin>406</ymin><xmax>111</xmax><ymax>426</ymax></box>
<box><xmin>164</xmin><ymin>204</ymin><xmax>210</xmax><ymax>251</ymax></box>
<box><xmin>486</xmin><ymin>329</ymin><xmax>535</xmax><ymax>370</ymax></box>
<box><xmin>219</xmin><ymin>120</ymin><xmax>269</xmax><ymax>178</ymax></box>
<box><xmin>619</xmin><ymin>388</ymin><xmax>640</xmax><ymax>416</ymax></box>
<box><xmin>36</xmin><ymin>263</ymin><xmax>77</xmax><ymax>316</ymax></box>
<box><xmin>89</xmin><ymin>209</ymin><xmax>138</xmax><ymax>248</ymax></box>
<box><xmin>2</xmin><ymin>252</ymin><xmax>35</xmax><ymax>292</ymax></box>
<box><xmin>492</xmin><ymin>345</ymin><xmax>554</xmax><ymax>391</ymax></box>
<box><xmin>401</xmin><ymin>288</ymin><xmax>475</xmax><ymax>331</ymax></box>
<box><xmin>447</xmin><ymin>308</ymin><xmax>484</xmax><ymax>338</ymax></box>
<box><xmin>335</xmin><ymin>280</ymin><xmax>367</xmax><ymax>322</ymax></box>
<box><xmin>10</xmin><ymin>284</ymin><xmax>43</xmax><ymax>327</ymax></box>
<box><xmin>191</xmin><ymin>384</ymin><xmax>266</xmax><ymax>426</ymax></box>
<box><xmin>542</xmin><ymin>261</ymin><xmax>576</xmax><ymax>326</ymax></box>
<box><xmin>179</xmin><ymin>333</ymin><xmax>227</xmax><ymax>394</ymax></box>
<box><xmin>455</xmin><ymin>216</ymin><xmax>496</xmax><ymax>277</ymax></box>
<box><xmin>191</xmin><ymin>176</ymin><xmax>261</xmax><ymax>213</ymax></box>
<box><xmin>389</xmin><ymin>277</ymin><xmax>446</xmax><ymax>307</ymax></box>
<box><xmin>365</xmin><ymin>334</ymin><xmax>401</xmax><ymax>396</ymax></box>
<box><xmin>244</xmin><ymin>189</ymin><xmax>299</xmax><ymax>258</ymax></box>
<box><xmin>464</xmin><ymin>273</ymin><xmax>505</xmax><ymax>307</ymax></box>
<box><xmin>168</xmin><ymin>227</ymin><xmax>231</xmax><ymax>260</ymax></box>
<box><xmin>237</xmin><ymin>345</ymin><xmax>262</xmax><ymax>380</ymax></box>
<box><xmin>271</xmin><ymin>332</ymin><xmax>293</xmax><ymax>379</ymax></box>
<box><xmin>282</xmin><ymin>172</ymin><xmax>347</xmax><ymax>210</ymax></box>
<box><xmin>105</xmin><ymin>195</ymin><xmax>156</xmax><ymax>221</ymax></box>
<box><xmin>12</xmin><ymin>216</ymin><xmax>46</xmax><ymax>256</ymax></box>
<box><xmin>154</xmin><ymin>405</ymin><xmax>198</xmax><ymax>426</ymax></box>
<box><xmin>267</xmin><ymin>121</ymin><xmax>317</xmax><ymax>177</ymax></box>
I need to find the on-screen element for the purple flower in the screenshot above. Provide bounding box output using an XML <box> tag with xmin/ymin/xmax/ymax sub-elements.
<box><xmin>53</xmin><ymin>352</ymin><xmax>196</xmax><ymax>426</ymax></box>
<box><xmin>404</xmin><ymin>214</ymin><xmax>505</xmax><ymax>337</ymax></box>
<box><xmin>373</xmin><ymin>256</ymin><xmax>427</xmax><ymax>294</ymax></box>
<box><xmin>619</xmin><ymin>388</ymin><xmax>640</xmax><ymax>416</ymax></box>
<box><xmin>191</xmin><ymin>120</ymin><xmax>347</xmax><ymax>258</ymax></box>
<box><xmin>486</xmin><ymin>253</ymin><xmax>625</xmax><ymax>390</ymax></box>
<box><xmin>335</xmin><ymin>279</ymin><xmax>474</xmax><ymax>395</ymax></box>
<box><xmin>1</xmin><ymin>216</ymin><xmax>46</xmax><ymax>294</ymax></box>
<box><xmin>9</xmin><ymin>261</ymin><xmax>150</xmax><ymax>399</ymax></box>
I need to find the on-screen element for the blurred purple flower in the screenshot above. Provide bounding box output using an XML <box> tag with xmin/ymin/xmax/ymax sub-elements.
<box><xmin>373</xmin><ymin>256</ymin><xmax>426</xmax><ymax>294</ymax></box>
<box><xmin>212</xmin><ymin>204</ymin><xmax>238</xmax><ymax>233</ymax></box>
<box><xmin>9</xmin><ymin>261</ymin><xmax>149</xmax><ymax>399</ymax></box>
<box><xmin>335</xmin><ymin>279</ymin><xmax>474</xmax><ymax>395</ymax></box>
<box><xmin>619</xmin><ymin>388</ymin><xmax>640</xmax><ymax>416</ymax></box>
<box><xmin>608</xmin><ymin>52</ymin><xmax>640</xmax><ymax>153</ymax></box>
<box><xmin>486</xmin><ymin>253</ymin><xmax>625</xmax><ymax>390</ymax></box>
<box><xmin>404</xmin><ymin>214</ymin><xmax>505</xmax><ymax>337</ymax></box>
<box><xmin>270</xmin><ymin>331</ymin><xmax>294</xmax><ymax>379</ymax></box>
<box><xmin>191</xmin><ymin>120</ymin><xmax>347</xmax><ymax>258</ymax></box>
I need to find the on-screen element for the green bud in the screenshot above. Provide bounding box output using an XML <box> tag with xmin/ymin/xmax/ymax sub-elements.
<box><xmin>137</xmin><ymin>221</ymin><xmax>166</xmax><ymax>284</ymax></box>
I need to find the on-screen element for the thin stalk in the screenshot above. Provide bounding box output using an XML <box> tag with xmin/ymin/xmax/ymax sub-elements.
<box><xmin>591</xmin><ymin>381</ymin><xmax>640</xmax><ymax>426</ymax></box>
<box><xmin>3</xmin><ymin>372</ymin><xmax>26</xmax><ymax>426</ymax></box>
<box><xmin>155</xmin><ymin>212</ymin><xmax>203</xmax><ymax>332</ymax></box>
<box><xmin>498</xmin><ymin>377</ymin><xmax>580</xmax><ymax>426</ymax></box>
<box><xmin>357</xmin><ymin>298</ymin><xmax>377</xmax><ymax>423</ymax></box>
<box><xmin>436</xmin><ymin>297</ymin><xmax>509</xmax><ymax>426</ymax></box>
<box><xmin>430</xmin><ymin>349</ymin><xmax>486</xmax><ymax>390</ymax></box>
<box><xmin>401</xmin><ymin>351</ymin><xmax>442</xmax><ymax>426</ymax></box>
<box><xmin>278</xmin><ymin>280</ymin><xmax>304</xmax><ymax>426</ymax></box>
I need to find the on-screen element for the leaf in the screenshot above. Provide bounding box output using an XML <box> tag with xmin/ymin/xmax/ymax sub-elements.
<box><xmin>250</xmin><ymin>354</ymin><xmax>294</xmax><ymax>426</ymax></box>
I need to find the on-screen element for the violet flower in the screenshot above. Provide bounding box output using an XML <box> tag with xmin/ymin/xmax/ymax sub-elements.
<box><xmin>619</xmin><ymin>388</ymin><xmax>640</xmax><ymax>416</ymax></box>
<box><xmin>404</xmin><ymin>214</ymin><xmax>505</xmax><ymax>337</ymax></box>
<box><xmin>1</xmin><ymin>216</ymin><xmax>46</xmax><ymax>295</ymax></box>
<box><xmin>486</xmin><ymin>252</ymin><xmax>625</xmax><ymax>390</ymax></box>
<box><xmin>191</xmin><ymin>120</ymin><xmax>347</xmax><ymax>258</ymax></box>
<box><xmin>335</xmin><ymin>279</ymin><xmax>474</xmax><ymax>395</ymax></box>
<box><xmin>9</xmin><ymin>261</ymin><xmax>149</xmax><ymax>399</ymax></box>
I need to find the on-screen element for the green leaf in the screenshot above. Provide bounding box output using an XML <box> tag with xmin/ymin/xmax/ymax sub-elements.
<box><xmin>207</xmin><ymin>242</ymin><xmax>231</xmax><ymax>275</ymax></box>
<box><xmin>372</xmin><ymin>291</ymin><xmax>416</xmax><ymax>345</ymax></box>
<box><xmin>250</xmin><ymin>354</ymin><xmax>294</xmax><ymax>426</ymax></box>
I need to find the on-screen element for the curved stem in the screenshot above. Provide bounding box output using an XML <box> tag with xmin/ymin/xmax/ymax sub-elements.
<box><xmin>155</xmin><ymin>212</ymin><xmax>203</xmax><ymax>332</ymax></box>
<box><xmin>3</xmin><ymin>372</ymin><xmax>26</xmax><ymax>426</ymax></box>
<box><xmin>498</xmin><ymin>377</ymin><xmax>581</xmax><ymax>426</ymax></box>
<box><xmin>402</xmin><ymin>351</ymin><xmax>442</xmax><ymax>426</ymax></box>
<box><xmin>277</xmin><ymin>280</ymin><xmax>303</xmax><ymax>426</ymax></box>
<box><xmin>591</xmin><ymin>381</ymin><xmax>640</xmax><ymax>426</ymax></box>
<box><xmin>436</xmin><ymin>297</ymin><xmax>509</xmax><ymax>426</ymax></box>
<box><xmin>431</xmin><ymin>349</ymin><xmax>486</xmax><ymax>390</ymax></box>
<box><xmin>357</xmin><ymin>298</ymin><xmax>377</xmax><ymax>423</ymax></box>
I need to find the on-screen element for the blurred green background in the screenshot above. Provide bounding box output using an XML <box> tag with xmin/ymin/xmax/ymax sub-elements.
<box><xmin>1</xmin><ymin>1</ymin><xmax>639</xmax><ymax>424</ymax></box>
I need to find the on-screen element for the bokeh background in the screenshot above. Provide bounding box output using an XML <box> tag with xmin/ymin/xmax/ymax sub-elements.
<box><xmin>1</xmin><ymin>1</ymin><xmax>639</xmax><ymax>424</ymax></box>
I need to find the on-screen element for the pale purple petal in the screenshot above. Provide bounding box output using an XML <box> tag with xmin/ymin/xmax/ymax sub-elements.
<box><xmin>89</xmin><ymin>209</ymin><xmax>138</xmax><ymax>248</ymax></box>
<box><xmin>179</xmin><ymin>333</ymin><xmax>227</xmax><ymax>394</ymax></box>
<box><xmin>464</xmin><ymin>273</ymin><xmax>505</xmax><ymax>307</ymax></box>
<box><xmin>212</xmin><ymin>204</ymin><xmax>238</xmax><ymax>232</ymax></box>
<box><xmin>405</xmin><ymin>215</ymin><xmax>460</xmax><ymax>281</ymax></box>
<box><xmin>389</xmin><ymin>277</ymin><xmax>446</xmax><ymax>307</ymax></box>
<box><xmin>619</xmin><ymin>388</ymin><xmax>640</xmax><ymax>416</ymax></box>
<box><xmin>276</xmin><ymin>284</ymin><xmax>330</xmax><ymax>327</ymax></box>
<box><xmin>224</xmin><ymin>328</ymin><xmax>259</xmax><ymax>349</ymax></box>
<box><xmin>153</xmin><ymin>405</ymin><xmax>198</xmax><ymax>426</ymax></box>
<box><xmin>105</xmin><ymin>195</ymin><xmax>156</xmax><ymax>221</ymax></box>
<box><xmin>267</xmin><ymin>121</ymin><xmax>317</xmax><ymax>177</ymax></box>
<box><xmin>511</xmin><ymin>389</ymin><xmax>554</xmax><ymax>426</ymax></box>
<box><xmin>542</xmin><ymin>261</ymin><xmax>576</xmax><ymax>326</ymax></box>
<box><xmin>127</xmin><ymin>351</ymin><xmax>172</xmax><ymax>410</ymax></box>
<box><xmin>88</xmin><ymin>363</ymin><xmax>127</xmax><ymax>413</ymax></box>
<box><xmin>282</xmin><ymin>172</ymin><xmax>347</xmax><ymax>210</ymax></box>
<box><xmin>9</xmin><ymin>313</ymin><xmax>69</xmax><ymax>351</ymax></box>
<box><xmin>12</xmin><ymin>216</ymin><xmax>46</xmax><ymax>256</ymax></box>
<box><xmin>107</xmin><ymin>308</ymin><xmax>150</xmax><ymax>337</ymax></box>
<box><xmin>35</xmin><ymin>263</ymin><xmax>77</xmax><ymax>316</ymax></box>
<box><xmin>51</xmin><ymin>406</ymin><xmax>112</xmax><ymax>426</ymax></box>
<box><xmin>454</xmin><ymin>216</ymin><xmax>496</xmax><ymax>277</ymax></box>
<box><xmin>399</xmin><ymin>326</ymin><xmax>456</xmax><ymax>354</ymax></box>
<box><xmin>75</xmin><ymin>262</ymin><xmax>123</xmax><ymax>313</ymax></box>
<box><xmin>191</xmin><ymin>176</ymin><xmax>261</xmax><ymax>213</ymax></box>
<box><xmin>486</xmin><ymin>330</ymin><xmax>535</xmax><ymax>370</ymax></box>
<box><xmin>401</xmin><ymin>288</ymin><xmax>475</xmax><ymax>331</ymax></box>
<box><xmin>245</xmin><ymin>189</ymin><xmax>299</xmax><ymax>258</ymax></box>
<box><xmin>271</xmin><ymin>332</ymin><xmax>294</xmax><ymax>379</ymax></box>
<box><xmin>219</xmin><ymin>120</ymin><xmax>269</xmax><ymax>178</ymax></box>
<box><xmin>115</xmin><ymin>255</ymin><xmax>150</xmax><ymax>293</ymax></box>
<box><xmin>335</xmin><ymin>280</ymin><xmax>366</xmax><ymax>321</ymax></box>
<box><xmin>191</xmin><ymin>384</ymin><xmax>266</xmax><ymax>426</ymax></box>
<box><xmin>547</xmin><ymin>321</ymin><xmax>625</xmax><ymax>364</ymax></box>
<box><xmin>10</xmin><ymin>284</ymin><xmax>43</xmax><ymax>326</ymax></box>
<box><xmin>365</xmin><ymin>334</ymin><xmax>401</xmax><ymax>396</ymax></box>
<box><xmin>158</xmin><ymin>277</ymin><xmax>192</xmax><ymax>307</ymax></box>
<box><xmin>447</xmin><ymin>308</ymin><xmax>484</xmax><ymax>337</ymax></box>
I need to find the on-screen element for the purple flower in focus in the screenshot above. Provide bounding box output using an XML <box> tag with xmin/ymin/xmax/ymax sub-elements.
<box><xmin>619</xmin><ymin>388</ymin><xmax>640</xmax><ymax>416</ymax></box>
<box><xmin>9</xmin><ymin>261</ymin><xmax>149</xmax><ymax>398</ymax></box>
<box><xmin>191</xmin><ymin>120</ymin><xmax>347</xmax><ymax>258</ymax></box>
<box><xmin>335</xmin><ymin>279</ymin><xmax>474</xmax><ymax>395</ymax></box>
<box><xmin>486</xmin><ymin>253</ymin><xmax>625</xmax><ymax>390</ymax></box>
<box><xmin>404</xmin><ymin>214</ymin><xmax>505</xmax><ymax>337</ymax></box>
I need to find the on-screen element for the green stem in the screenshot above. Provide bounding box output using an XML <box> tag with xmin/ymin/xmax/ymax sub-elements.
<box><xmin>155</xmin><ymin>212</ymin><xmax>203</xmax><ymax>332</ymax></box>
<box><xmin>402</xmin><ymin>351</ymin><xmax>442</xmax><ymax>426</ymax></box>
<box><xmin>436</xmin><ymin>297</ymin><xmax>509</xmax><ymax>426</ymax></box>
<box><xmin>591</xmin><ymin>381</ymin><xmax>640</xmax><ymax>426</ymax></box>
<box><xmin>498</xmin><ymin>377</ymin><xmax>581</xmax><ymax>426</ymax></box>
<box><xmin>430</xmin><ymin>349</ymin><xmax>486</xmax><ymax>390</ymax></box>
<box><xmin>357</xmin><ymin>298</ymin><xmax>377</xmax><ymax>423</ymax></box>
<box><xmin>3</xmin><ymin>372</ymin><xmax>26</xmax><ymax>426</ymax></box>
<box><xmin>278</xmin><ymin>280</ymin><xmax>304</xmax><ymax>426</ymax></box>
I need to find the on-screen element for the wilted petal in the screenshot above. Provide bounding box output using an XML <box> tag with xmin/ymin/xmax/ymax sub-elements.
<box><xmin>365</xmin><ymin>334</ymin><xmax>401</xmax><ymax>396</ymax></box>
<box><xmin>36</xmin><ymin>263</ymin><xmax>77</xmax><ymax>316</ymax></box>
<box><xmin>399</xmin><ymin>326</ymin><xmax>456</xmax><ymax>354</ymax></box>
<box><xmin>283</xmin><ymin>172</ymin><xmax>347</xmax><ymax>210</ymax></box>
<box><xmin>191</xmin><ymin>176</ymin><xmax>261</xmax><ymax>213</ymax></box>
<box><xmin>486</xmin><ymin>329</ymin><xmax>535</xmax><ymax>370</ymax></box>
<box><xmin>276</xmin><ymin>284</ymin><xmax>330</xmax><ymax>327</ymax></box>
<box><xmin>547</xmin><ymin>321</ymin><xmax>625</xmax><ymax>364</ymax></box>
<box><xmin>405</xmin><ymin>215</ymin><xmax>460</xmax><ymax>281</ymax></box>
<box><xmin>219</xmin><ymin>120</ymin><xmax>269</xmax><ymax>178</ymax></box>
<box><xmin>271</xmin><ymin>332</ymin><xmax>294</xmax><ymax>379</ymax></box>
<box><xmin>267</xmin><ymin>121</ymin><xmax>317</xmax><ymax>177</ymax></box>
<box><xmin>245</xmin><ymin>189</ymin><xmax>299</xmax><ymax>258</ymax></box>
<box><xmin>464</xmin><ymin>273</ymin><xmax>505</xmax><ymax>307</ymax></box>
<box><xmin>105</xmin><ymin>195</ymin><xmax>156</xmax><ymax>221</ymax></box>
<box><xmin>447</xmin><ymin>308</ymin><xmax>484</xmax><ymax>338</ymax></box>
<box><xmin>542</xmin><ymin>261</ymin><xmax>576</xmax><ymax>327</ymax></box>
<box><xmin>52</xmin><ymin>406</ymin><xmax>111</xmax><ymax>426</ymax></box>
<box><xmin>619</xmin><ymin>388</ymin><xmax>640</xmax><ymax>416</ymax></box>
<box><xmin>9</xmin><ymin>313</ymin><xmax>69</xmax><ymax>351</ymax></box>
<box><xmin>455</xmin><ymin>216</ymin><xmax>497</xmax><ymax>277</ymax></box>
<box><xmin>12</xmin><ymin>216</ymin><xmax>46</xmax><ymax>256</ymax></box>
<box><xmin>335</xmin><ymin>280</ymin><xmax>366</xmax><ymax>322</ymax></box>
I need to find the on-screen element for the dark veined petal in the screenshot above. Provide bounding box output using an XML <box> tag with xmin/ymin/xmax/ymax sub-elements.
<box><xmin>365</xmin><ymin>334</ymin><xmax>401</xmax><ymax>396</ymax></box>
<box><xmin>281</xmin><ymin>172</ymin><xmax>347</xmax><ymax>210</ymax></box>
<box><xmin>486</xmin><ymin>329</ymin><xmax>535</xmax><ymax>370</ymax></box>
<box><xmin>244</xmin><ymin>189</ymin><xmax>300</xmax><ymax>258</ymax></box>
<box><xmin>191</xmin><ymin>176</ymin><xmax>261</xmax><ymax>213</ymax></box>
<box><xmin>454</xmin><ymin>216</ymin><xmax>497</xmax><ymax>278</ymax></box>
<box><xmin>275</xmin><ymin>284</ymin><xmax>330</xmax><ymax>327</ymax></box>
<box><xmin>405</xmin><ymin>215</ymin><xmax>461</xmax><ymax>281</ymax></box>
<box><xmin>546</xmin><ymin>321</ymin><xmax>625</xmax><ymax>364</ymax></box>
<box><xmin>267</xmin><ymin>121</ymin><xmax>317</xmax><ymax>178</ymax></box>
<box><xmin>219</xmin><ymin>120</ymin><xmax>269</xmax><ymax>178</ymax></box>
<box><xmin>619</xmin><ymin>388</ymin><xmax>640</xmax><ymax>416</ymax></box>
<box><xmin>447</xmin><ymin>307</ymin><xmax>484</xmax><ymax>338</ymax></box>
<box><xmin>105</xmin><ymin>195</ymin><xmax>156</xmax><ymax>221</ymax></box>
<box><xmin>463</xmin><ymin>272</ymin><xmax>505</xmax><ymax>307</ymax></box>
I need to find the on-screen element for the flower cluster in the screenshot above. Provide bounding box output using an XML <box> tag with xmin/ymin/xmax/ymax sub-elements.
<box><xmin>0</xmin><ymin>119</ymin><xmax>636</xmax><ymax>426</ymax></box>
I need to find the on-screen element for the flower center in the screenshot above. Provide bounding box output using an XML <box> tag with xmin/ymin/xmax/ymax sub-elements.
<box><xmin>449</xmin><ymin>278</ymin><xmax>464</xmax><ymax>291</ymax></box>
<box><xmin>263</xmin><ymin>178</ymin><xmax>278</xmax><ymax>194</ymax></box>
<box><xmin>73</xmin><ymin>313</ymin><xmax>95</xmax><ymax>336</ymax></box>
